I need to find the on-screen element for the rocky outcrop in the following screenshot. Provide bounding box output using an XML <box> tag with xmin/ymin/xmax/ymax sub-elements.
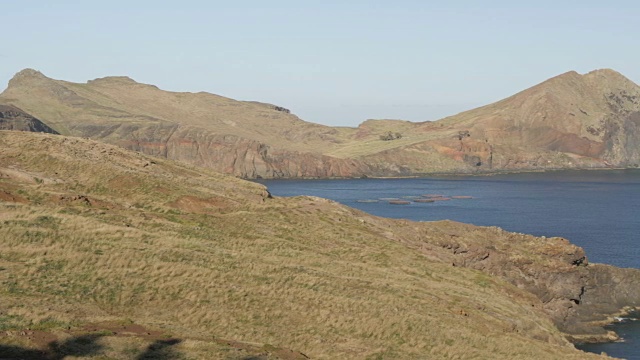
<box><xmin>576</xmin><ymin>265</ymin><xmax>640</xmax><ymax>327</ymax></box>
<box><xmin>0</xmin><ymin>105</ymin><xmax>58</xmax><ymax>134</ymax></box>
<box><xmin>603</xmin><ymin>110</ymin><xmax>640</xmax><ymax>167</ymax></box>
<box><xmin>420</xmin><ymin>223</ymin><xmax>640</xmax><ymax>342</ymax></box>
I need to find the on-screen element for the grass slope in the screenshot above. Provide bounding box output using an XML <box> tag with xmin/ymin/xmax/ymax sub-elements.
<box><xmin>0</xmin><ymin>131</ymin><xmax>606</xmax><ymax>359</ymax></box>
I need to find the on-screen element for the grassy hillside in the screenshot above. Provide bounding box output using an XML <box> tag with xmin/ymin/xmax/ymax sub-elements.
<box><xmin>0</xmin><ymin>69</ymin><xmax>344</xmax><ymax>153</ymax></box>
<box><xmin>0</xmin><ymin>131</ymin><xmax>607</xmax><ymax>359</ymax></box>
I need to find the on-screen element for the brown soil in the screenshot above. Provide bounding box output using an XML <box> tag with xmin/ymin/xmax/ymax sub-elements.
<box><xmin>213</xmin><ymin>338</ymin><xmax>310</xmax><ymax>360</ymax></box>
<box><xmin>168</xmin><ymin>195</ymin><xmax>233</xmax><ymax>214</ymax></box>
<box><xmin>0</xmin><ymin>329</ymin><xmax>57</xmax><ymax>350</ymax></box>
<box><xmin>0</xmin><ymin>189</ymin><xmax>28</xmax><ymax>203</ymax></box>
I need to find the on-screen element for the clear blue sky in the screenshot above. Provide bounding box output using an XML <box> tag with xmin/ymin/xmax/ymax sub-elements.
<box><xmin>2</xmin><ymin>1</ymin><xmax>639</xmax><ymax>126</ymax></box>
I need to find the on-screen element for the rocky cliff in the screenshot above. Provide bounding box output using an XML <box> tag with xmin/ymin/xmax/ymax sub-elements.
<box><xmin>0</xmin><ymin>104</ymin><xmax>59</xmax><ymax>134</ymax></box>
<box><xmin>1</xmin><ymin>68</ymin><xmax>639</xmax><ymax>178</ymax></box>
<box><xmin>404</xmin><ymin>222</ymin><xmax>640</xmax><ymax>342</ymax></box>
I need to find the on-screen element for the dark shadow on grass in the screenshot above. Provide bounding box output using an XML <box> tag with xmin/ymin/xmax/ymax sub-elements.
<box><xmin>136</xmin><ymin>338</ymin><xmax>182</xmax><ymax>360</ymax></box>
<box><xmin>0</xmin><ymin>333</ymin><xmax>104</xmax><ymax>360</ymax></box>
<box><xmin>0</xmin><ymin>344</ymin><xmax>47</xmax><ymax>360</ymax></box>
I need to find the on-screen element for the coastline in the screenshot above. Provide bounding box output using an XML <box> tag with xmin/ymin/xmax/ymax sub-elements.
<box><xmin>569</xmin><ymin>307</ymin><xmax>640</xmax><ymax>344</ymax></box>
<box><xmin>260</xmin><ymin>172</ymin><xmax>640</xmax><ymax>351</ymax></box>
<box><xmin>252</xmin><ymin>166</ymin><xmax>638</xmax><ymax>181</ymax></box>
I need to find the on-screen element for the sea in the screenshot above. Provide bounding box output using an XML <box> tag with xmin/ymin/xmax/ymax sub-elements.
<box><xmin>258</xmin><ymin>169</ymin><xmax>640</xmax><ymax>359</ymax></box>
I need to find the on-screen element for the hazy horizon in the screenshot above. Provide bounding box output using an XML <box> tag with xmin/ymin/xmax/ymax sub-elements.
<box><xmin>3</xmin><ymin>1</ymin><xmax>639</xmax><ymax>126</ymax></box>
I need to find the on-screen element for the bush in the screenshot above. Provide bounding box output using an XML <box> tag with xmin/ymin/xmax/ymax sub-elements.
<box><xmin>379</xmin><ymin>131</ymin><xmax>402</xmax><ymax>141</ymax></box>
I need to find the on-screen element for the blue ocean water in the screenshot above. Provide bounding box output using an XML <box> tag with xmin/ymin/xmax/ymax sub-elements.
<box><xmin>258</xmin><ymin>170</ymin><xmax>640</xmax><ymax>359</ymax></box>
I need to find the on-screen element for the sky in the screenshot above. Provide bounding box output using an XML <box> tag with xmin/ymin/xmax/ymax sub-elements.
<box><xmin>2</xmin><ymin>1</ymin><xmax>639</xmax><ymax>127</ymax></box>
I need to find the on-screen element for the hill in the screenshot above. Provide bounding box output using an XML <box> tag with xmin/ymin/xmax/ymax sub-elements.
<box><xmin>1</xmin><ymin>130</ymin><xmax>638</xmax><ymax>358</ymax></box>
<box><xmin>0</xmin><ymin>131</ymin><xmax>640</xmax><ymax>359</ymax></box>
<box><xmin>374</xmin><ymin>69</ymin><xmax>640</xmax><ymax>172</ymax></box>
<box><xmin>1</xmin><ymin>69</ymin><xmax>639</xmax><ymax>178</ymax></box>
<box><xmin>0</xmin><ymin>69</ymin><xmax>366</xmax><ymax>178</ymax></box>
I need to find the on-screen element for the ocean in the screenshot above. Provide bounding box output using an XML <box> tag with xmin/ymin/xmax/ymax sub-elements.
<box><xmin>258</xmin><ymin>169</ymin><xmax>640</xmax><ymax>359</ymax></box>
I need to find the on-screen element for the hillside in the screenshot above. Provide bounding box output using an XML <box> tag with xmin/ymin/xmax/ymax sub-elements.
<box><xmin>375</xmin><ymin>69</ymin><xmax>640</xmax><ymax>173</ymax></box>
<box><xmin>1</xmin><ymin>69</ymin><xmax>639</xmax><ymax>178</ymax></box>
<box><xmin>2</xmin><ymin>131</ymin><xmax>637</xmax><ymax>358</ymax></box>
<box><xmin>0</xmin><ymin>69</ymin><xmax>366</xmax><ymax>178</ymax></box>
<box><xmin>327</xmin><ymin>69</ymin><xmax>640</xmax><ymax>173</ymax></box>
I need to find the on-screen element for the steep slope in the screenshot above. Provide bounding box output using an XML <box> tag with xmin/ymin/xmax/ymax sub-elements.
<box><xmin>1</xmin><ymin>68</ymin><xmax>639</xmax><ymax>178</ymax></box>
<box><xmin>1</xmin><ymin>131</ymin><xmax>633</xmax><ymax>359</ymax></box>
<box><xmin>0</xmin><ymin>104</ymin><xmax>58</xmax><ymax>134</ymax></box>
<box><xmin>406</xmin><ymin>69</ymin><xmax>640</xmax><ymax>171</ymax></box>
<box><xmin>331</xmin><ymin>69</ymin><xmax>640</xmax><ymax>174</ymax></box>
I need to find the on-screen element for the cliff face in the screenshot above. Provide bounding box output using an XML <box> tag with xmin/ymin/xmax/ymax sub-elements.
<box><xmin>1</xmin><ymin>68</ymin><xmax>639</xmax><ymax>178</ymax></box>
<box><xmin>65</xmin><ymin>121</ymin><xmax>372</xmax><ymax>178</ymax></box>
<box><xmin>0</xmin><ymin>104</ymin><xmax>59</xmax><ymax>134</ymax></box>
<box><xmin>121</xmin><ymin>127</ymin><xmax>372</xmax><ymax>178</ymax></box>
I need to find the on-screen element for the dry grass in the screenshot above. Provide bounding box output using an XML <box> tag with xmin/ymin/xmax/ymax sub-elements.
<box><xmin>0</xmin><ymin>132</ymin><xmax>608</xmax><ymax>359</ymax></box>
<box><xmin>1</xmin><ymin>70</ymin><xmax>347</xmax><ymax>154</ymax></box>
<box><xmin>0</xmin><ymin>70</ymin><xmax>448</xmax><ymax>162</ymax></box>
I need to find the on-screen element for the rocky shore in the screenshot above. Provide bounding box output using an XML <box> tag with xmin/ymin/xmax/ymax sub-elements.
<box><xmin>383</xmin><ymin>220</ymin><xmax>640</xmax><ymax>344</ymax></box>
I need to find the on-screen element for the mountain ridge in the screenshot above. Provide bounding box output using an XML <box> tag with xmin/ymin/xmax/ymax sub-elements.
<box><xmin>2</xmin><ymin>67</ymin><xmax>639</xmax><ymax>178</ymax></box>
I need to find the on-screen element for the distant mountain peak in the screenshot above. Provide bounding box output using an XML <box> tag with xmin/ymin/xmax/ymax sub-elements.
<box><xmin>558</xmin><ymin>70</ymin><xmax>581</xmax><ymax>77</ymax></box>
<box><xmin>543</xmin><ymin>69</ymin><xmax>634</xmax><ymax>85</ymax></box>
<box><xmin>541</xmin><ymin>70</ymin><xmax>582</xmax><ymax>85</ymax></box>
<box><xmin>7</xmin><ymin>68</ymin><xmax>50</xmax><ymax>88</ymax></box>
<box><xmin>585</xmin><ymin>68</ymin><xmax>623</xmax><ymax>77</ymax></box>
<box><xmin>14</xmin><ymin>68</ymin><xmax>46</xmax><ymax>78</ymax></box>
<box><xmin>583</xmin><ymin>68</ymin><xmax>635</xmax><ymax>86</ymax></box>
<box><xmin>509</xmin><ymin>68</ymin><xmax>639</xmax><ymax>103</ymax></box>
